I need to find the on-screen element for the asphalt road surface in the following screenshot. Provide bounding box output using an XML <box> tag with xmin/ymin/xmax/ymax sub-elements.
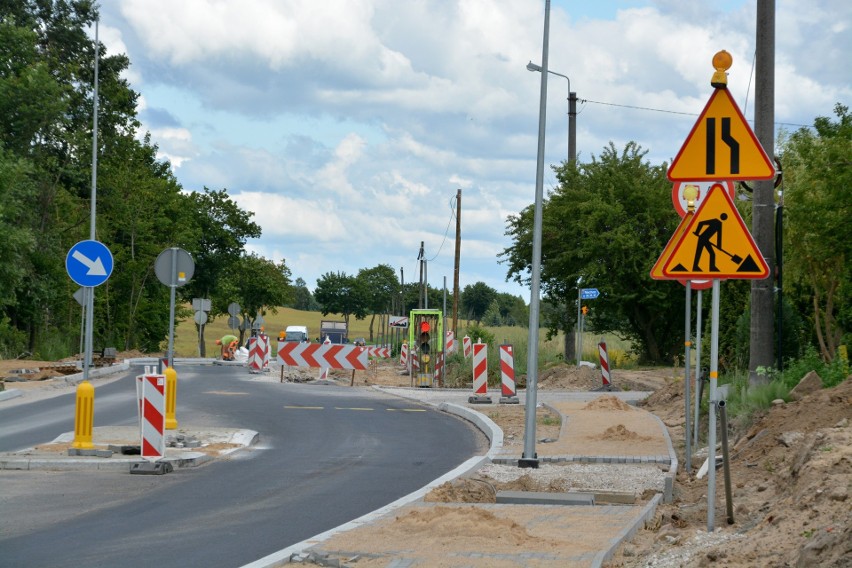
<box><xmin>0</xmin><ymin>364</ymin><xmax>487</xmax><ymax>567</ymax></box>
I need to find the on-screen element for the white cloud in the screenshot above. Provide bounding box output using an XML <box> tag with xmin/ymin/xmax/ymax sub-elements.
<box><xmin>102</xmin><ymin>0</ymin><xmax>851</xmax><ymax>298</ymax></box>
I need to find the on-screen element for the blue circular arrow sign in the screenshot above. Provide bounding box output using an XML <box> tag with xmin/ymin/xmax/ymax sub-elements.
<box><xmin>66</xmin><ymin>240</ymin><xmax>114</xmax><ymax>287</ymax></box>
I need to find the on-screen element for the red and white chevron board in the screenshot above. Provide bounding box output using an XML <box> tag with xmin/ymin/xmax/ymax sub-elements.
<box><xmin>599</xmin><ymin>341</ymin><xmax>611</xmax><ymax>387</ymax></box>
<box><xmin>277</xmin><ymin>342</ymin><xmax>369</xmax><ymax>370</ymax></box>
<box><xmin>367</xmin><ymin>346</ymin><xmax>390</xmax><ymax>358</ymax></box>
<box><xmin>472</xmin><ymin>342</ymin><xmax>488</xmax><ymax>395</ymax></box>
<box><xmin>399</xmin><ymin>342</ymin><xmax>408</xmax><ymax>367</ymax></box>
<box><xmin>248</xmin><ymin>334</ymin><xmax>269</xmax><ymax>373</ymax></box>
<box><xmin>499</xmin><ymin>344</ymin><xmax>516</xmax><ymax>397</ymax></box>
<box><xmin>463</xmin><ymin>335</ymin><xmax>472</xmax><ymax>358</ymax></box>
<box><xmin>140</xmin><ymin>374</ymin><xmax>166</xmax><ymax>460</ymax></box>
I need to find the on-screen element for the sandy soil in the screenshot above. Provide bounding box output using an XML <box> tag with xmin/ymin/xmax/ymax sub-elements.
<box><xmin>5</xmin><ymin>352</ymin><xmax>850</xmax><ymax>567</ymax></box>
<box><xmin>330</xmin><ymin>358</ymin><xmax>851</xmax><ymax>567</ymax></box>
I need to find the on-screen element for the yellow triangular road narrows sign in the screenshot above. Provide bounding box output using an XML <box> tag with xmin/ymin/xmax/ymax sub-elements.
<box><xmin>662</xmin><ymin>184</ymin><xmax>769</xmax><ymax>279</ymax></box>
<box><xmin>667</xmin><ymin>88</ymin><xmax>775</xmax><ymax>182</ymax></box>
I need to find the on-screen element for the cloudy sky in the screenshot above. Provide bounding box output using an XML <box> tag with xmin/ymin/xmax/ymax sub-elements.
<box><xmin>96</xmin><ymin>0</ymin><xmax>851</xmax><ymax>300</ymax></box>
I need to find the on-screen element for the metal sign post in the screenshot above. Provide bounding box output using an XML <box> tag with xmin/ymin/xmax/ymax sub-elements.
<box><xmin>684</xmin><ymin>281</ymin><xmax>692</xmax><ymax>472</ymax></box>
<box><xmin>694</xmin><ymin>289</ymin><xmax>703</xmax><ymax>446</ymax></box>
<box><xmin>707</xmin><ymin>278</ymin><xmax>721</xmax><ymax>531</ymax></box>
<box><xmin>155</xmin><ymin>248</ymin><xmax>195</xmax><ymax>368</ymax></box>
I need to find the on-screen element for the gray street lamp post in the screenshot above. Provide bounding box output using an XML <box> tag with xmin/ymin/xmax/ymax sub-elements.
<box><xmin>526</xmin><ymin>61</ymin><xmax>576</xmax><ymax>164</ymax></box>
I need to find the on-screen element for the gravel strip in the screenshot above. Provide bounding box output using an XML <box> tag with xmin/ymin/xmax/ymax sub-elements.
<box><xmin>475</xmin><ymin>462</ymin><xmax>667</xmax><ymax>494</ymax></box>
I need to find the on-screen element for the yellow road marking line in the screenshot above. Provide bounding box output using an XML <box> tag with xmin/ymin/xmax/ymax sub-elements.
<box><xmin>387</xmin><ymin>408</ymin><xmax>426</xmax><ymax>412</ymax></box>
<box><xmin>334</xmin><ymin>407</ymin><xmax>374</xmax><ymax>411</ymax></box>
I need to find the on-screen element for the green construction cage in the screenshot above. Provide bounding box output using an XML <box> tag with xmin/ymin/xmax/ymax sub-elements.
<box><xmin>409</xmin><ymin>309</ymin><xmax>443</xmax><ymax>387</ymax></box>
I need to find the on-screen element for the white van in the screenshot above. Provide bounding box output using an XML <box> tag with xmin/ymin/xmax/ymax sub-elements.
<box><xmin>284</xmin><ymin>325</ymin><xmax>310</xmax><ymax>342</ymax></box>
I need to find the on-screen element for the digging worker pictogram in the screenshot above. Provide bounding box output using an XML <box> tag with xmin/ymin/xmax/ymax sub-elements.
<box><xmin>692</xmin><ymin>212</ymin><xmax>728</xmax><ymax>272</ymax></box>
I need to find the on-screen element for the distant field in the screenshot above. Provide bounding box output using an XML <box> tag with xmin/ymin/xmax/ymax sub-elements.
<box><xmin>172</xmin><ymin>307</ymin><xmax>633</xmax><ymax>365</ymax></box>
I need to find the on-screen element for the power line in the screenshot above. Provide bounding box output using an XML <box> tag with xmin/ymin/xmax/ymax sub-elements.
<box><xmin>427</xmin><ymin>195</ymin><xmax>457</xmax><ymax>262</ymax></box>
<box><xmin>581</xmin><ymin>98</ymin><xmax>813</xmax><ymax>129</ymax></box>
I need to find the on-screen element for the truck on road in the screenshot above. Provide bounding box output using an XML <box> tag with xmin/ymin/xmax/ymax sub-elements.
<box><xmin>320</xmin><ymin>320</ymin><xmax>348</xmax><ymax>344</ymax></box>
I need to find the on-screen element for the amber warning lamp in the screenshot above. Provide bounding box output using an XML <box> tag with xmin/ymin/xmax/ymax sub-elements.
<box><xmin>711</xmin><ymin>50</ymin><xmax>732</xmax><ymax>89</ymax></box>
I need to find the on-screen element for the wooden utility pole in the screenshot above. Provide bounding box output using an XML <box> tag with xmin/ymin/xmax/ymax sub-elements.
<box><xmin>452</xmin><ymin>189</ymin><xmax>462</xmax><ymax>338</ymax></box>
<box><xmin>749</xmin><ymin>0</ymin><xmax>776</xmax><ymax>384</ymax></box>
<box><xmin>417</xmin><ymin>241</ymin><xmax>425</xmax><ymax>309</ymax></box>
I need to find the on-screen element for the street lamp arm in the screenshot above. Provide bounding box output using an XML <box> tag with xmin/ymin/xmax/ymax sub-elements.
<box><xmin>526</xmin><ymin>60</ymin><xmax>570</xmax><ymax>92</ymax></box>
<box><xmin>526</xmin><ymin>60</ymin><xmax>577</xmax><ymax>164</ymax></box>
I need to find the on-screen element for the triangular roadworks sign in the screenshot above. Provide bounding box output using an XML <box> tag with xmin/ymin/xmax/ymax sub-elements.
<box><xmin>651</xmin><ymin>212</ymin><xmax>693</xmax><ymax>280</ymax></box>
<box><xmin>662</xmin><ymin>184</ymin><xmax>769</xmax><ymax>279</ymax></box>
<box><xmin>668</xmin><ymin>88</ymin><xmax>775</xmax><ymax>182</ymax></box>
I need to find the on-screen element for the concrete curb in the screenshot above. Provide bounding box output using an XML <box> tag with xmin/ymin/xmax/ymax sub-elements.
<box><xmin>60</xmin><ymin>361</ymin><xmax>130</xmax><ymax>386</ymax></box>
<box><xmin>0</xmin><ymin>389</ymin><xmax>23</xmax><ymax>402</ymax></box>
<box><xmin>648</xmin><ymin>413</ymin><xmax>679</xmax><ymax>503</ymax></box>
<box><xmin>0</xmin><ymin>429</ymin><xmax>259</xmax><ymax>472</ymax></box>
<box><xmin>239</xmin><ymin>401</ymin><xmax>502</xmax><ymax>568</ymax></box>
<box><xmin>591</xmin><ymin>493</ymin><xmax>663</xmax><ymax>568</ymax></box>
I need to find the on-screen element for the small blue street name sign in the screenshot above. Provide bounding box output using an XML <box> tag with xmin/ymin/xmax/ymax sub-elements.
<box><xmin>66</xmin><ymin>240</ymin><xmax>114</xmax><ymax>287</ymax></box>
<box><xmin>580</xmin><ymin>288</ymin><xmax>600</xmax><ymax>300</ymax></box>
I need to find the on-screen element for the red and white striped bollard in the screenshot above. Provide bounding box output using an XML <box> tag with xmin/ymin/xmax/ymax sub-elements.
<box><xmin>140</xmin><ymin>374</ymin><xmax>166</xmax><ymax>460</ymax></box>
<box><xmin>468</xmin><ymin>341</ymin><xmax>491</xmax><ymax>403</ymax></box>
<box><xmin>499</xmin><ymin>344</ymin><xmax>519</xmax><ymax>404</ymax></box>
<box><xmin>599</xmin><ymin>340</ymin><xmax>613</xmax><ymax>391</ymax></box>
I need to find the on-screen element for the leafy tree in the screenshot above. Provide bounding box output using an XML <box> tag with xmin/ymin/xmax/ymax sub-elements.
<box><xmin>493</xmin><ymin>292</ymin><xmax>528</xmax><ymax>327</ymax></box>
<box><xmin>357</xmin><ymin>264</ymin><xmax>399</xmax><ymax>342</ymax></box>
<box><xmin>482</xmin><ymin>300</ymin><xmax>503</xmax><ymax>326</ymax></box>
<box><xmin>97</xmin><ymin>133</ymin><xmax>191</xmax><ymax>352</ymax></box>
<box><xmin>314</xmin><ymin>271</ymin><xmax>368</xmax><ymax>330</ymax></box>
<box><xmin>221</xmin><ymin>254</ymin><xmax>293</xmax><ymax>343</ymax></box>
<box><xmin>461</xmin><ymin>282</ymin><xmax>497</xmax><ymax>325</ymax></box>
<box><xmin>290</xmin><ymin>277</ymin><xmax>319</xmax><ymax>311</ymax></box>
<box><xmin>779</xmin><ymin>104</ymin><xmax>851</xmax><ymax>361</ymax></box>
<box><xmin>502</xmin><ymin>142</ymin><xmax>686</xmax><ymax>363</ymax></box>
<box><xmin>180</xmin><ymin>187</ymin><xmax>261</xmax><ymax>355</ymax></box>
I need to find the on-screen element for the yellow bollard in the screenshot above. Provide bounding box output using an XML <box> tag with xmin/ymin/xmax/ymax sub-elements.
<box><xmin>165</xmin><ymin>367</ymin><xmax>178</xmax><ymax>430</ymax></box>
<box><xmin>71</xmin><ymin>380</ymin><xmax>95</xmax><ymax>449</ymax></box>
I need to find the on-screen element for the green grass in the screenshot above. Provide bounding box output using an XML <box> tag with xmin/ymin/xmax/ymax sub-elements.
<box><xmin>170</xmin><ymin>307</ymin><xmax>383</xmax><ymax>357</ymax></box>
<box><xmin>170</xmin><ymin>309</ymin><xmax>637</xmax><ymax>371</ymax></box>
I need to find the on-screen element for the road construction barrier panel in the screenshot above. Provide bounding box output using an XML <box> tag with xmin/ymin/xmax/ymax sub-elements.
<box><xmin>140</xmin><ymin>374</ymin><xmax>166</xmax><ymax>460</ymax></box>
<box><xmin>248</xmin><ymin>333</ymin><xmax>270</xmax><ymax>373</ymax></box>
<box><xmin>367</xmin><ymin>346</ymin><xmax>391</xmax><ymax>358</ymax></box>
<box><xmin>463</xmin><ymin>335</ymin><xmax>472</xmax><ymax>358</ymax></box>
<box><xmin>433</xmin><ymin>351</ymin><xmax>444</xmax><ymax>383</ymax></box>
<box><xmin>445</xmin><ymin>331</ymin><xmax>456</xmax><ymax>354</ymax></box>
<box><xmin>599</xmin><ymin>341</ymin><xmax>613</xmax><ymax>390</ymax></box>
<box><xmin>468</xmin><ymin>341</ymin><xmax>492</xmax><ymax>403</ymax></box>
<box><xmin>278</xmin><ymin>341</ymin><xmax>369</xmax><ymax>371</ymax></box>
<box><xmin>410</xmin><ymin>345</ymin><xmax>420</xmax><ymax>372</ymax></box>
<box><xmin>71</xmin><ymin>380</ymin><xmax>95</xmax><ymax>449</ymax></box>
<box><xmin>499</xmin><ymin>344</ymin><xmax>519</xmax><ymax>404</ymax></box>
<box><xmin>165</xmin><ymin>367</ymin><xmax>178</xmax><ymax>429</ymax></box>
<box><xmin>399</xmin><ymin>341</ymin><xmax>409</xmax><ymax>367</ymax></box>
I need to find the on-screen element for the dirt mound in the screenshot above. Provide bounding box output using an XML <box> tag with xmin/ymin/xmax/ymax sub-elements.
<box><xmin>583</xmin><ymin>394</ymin><xmax>633</xmax><ymax>411</ymax></box>
<box><xmin>617</xmin><ymin>376</ymin><xmax>852</xmax><ymax>567</ymax></box>
<box><xmin>536</xmin><ymin>364</ymin><xmax>601</xmax><ymax>390</ymax></box>
<box><xmin>425</xmin><ymin>479</ymin><xmax>496</xmax><ymax>503</ymax></box>
<box><xmin>496</xmin><ymin>473</ymin><xmax>569</xmax><ymax>493</ymax></box>
<box><xmin>392</xmin><ymin>506</ymin><xmax>541</xmax><ymax>546</ymax></box>
<box><xmin>595</xmin><ymin>424</ymin><xmax>650</xmax><ymax>442</ymax></box>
